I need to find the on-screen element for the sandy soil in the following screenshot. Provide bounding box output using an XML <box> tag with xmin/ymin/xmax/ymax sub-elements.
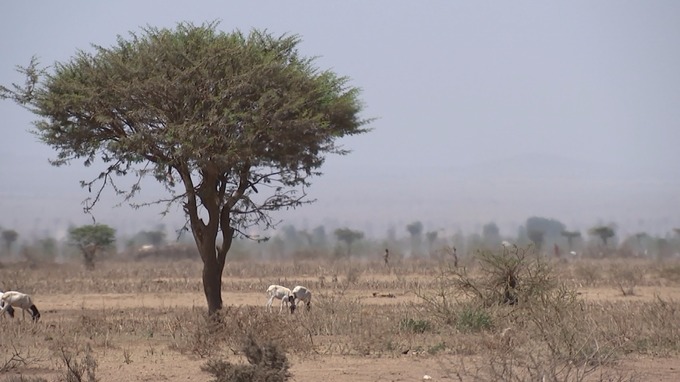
<box><xmin>16</xmin><ymin>286</ymin><xmax>676</xmax><ymax>381</ymax></box>
<box><xmin>4</xmin><ymin>284</ymin><xmax>680</xmax><ymax>381</ymax></box>
<box><xmin>40</xmin><ymin>284</ymin><xmax>680</xmax><ymax>306</ymax></box>
<box><xmin>11</xmin><ymin>344</ymin><xmax>679</xmax><ymax>382</ymax></box>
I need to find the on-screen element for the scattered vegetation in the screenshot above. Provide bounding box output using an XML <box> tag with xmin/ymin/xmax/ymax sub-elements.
<box><xmin>0</xmin><ymin>254</ymin><xmax>679</xmax><ymax>380</ymax></box>
<box><xmin>203</xmin><ymin>333</ymin><xmax>291</xmax><ymax>382</ymax></box>
<box><xmin>67</xmin><ymin>224</ymin><xmax>116</xmax><ymax>270</ymax></box>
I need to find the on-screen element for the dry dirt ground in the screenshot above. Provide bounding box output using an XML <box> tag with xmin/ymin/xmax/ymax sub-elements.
<box><xmin>3</xmin><ymin>284</ymin><xmax>680</xmax><ymax>382</ymax></box>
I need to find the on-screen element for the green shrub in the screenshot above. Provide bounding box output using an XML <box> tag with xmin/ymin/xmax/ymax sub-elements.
<box><xmin>399</xmin><ymin>318</ymin><xmax>432</xmax><ymax>334</ymax></box>
<box><xmin>456</xmin><ymin>306</ymin><xmax>492</xmax><ymax>333</ymax></box>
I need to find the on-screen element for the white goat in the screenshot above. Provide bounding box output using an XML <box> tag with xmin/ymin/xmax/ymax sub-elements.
<box><xmin>0</xmin><ymin>290</ymin><xmax>15</xmax><ymax>318</ymax></box>
<box><xmin>266</xmin><ymin>284</ymin><xmax>295</xmax><ymax>313</ymax></box>
<box><xmin>292</xmin><ymin>285</ymin><xmax>312</xmax><ymax>312</ymax></box>
<box><xmin>0</xmin><ymin>291</ymin><xmax>40</xmax><ymax>322</ymax></box>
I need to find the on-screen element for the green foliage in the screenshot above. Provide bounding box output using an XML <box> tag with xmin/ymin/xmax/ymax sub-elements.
<box><xmin>589</xmin><ymin>225</ymin><xmax>616</xmax><ymax>246</ymax></box>
<box><xmin>68</xmin><ymin>225</ymin><xmax>116</xmax><ymax>249</ymax></box>
<box><xmin>399</xmin><ymin>318</ymin><xmax>432</xmax><ymax>334</ymax></box>
<box><xmin>2</xmin><ymin>21</ymin><xmax>369</xmax><ymax>231</ymax></box>
<box><xmin>1</xmin><ymin>21</ymin><xmax>370</xmax><ymax>312</ymax></box>
<box><xmin>456</xmin><ymin>306</ymin><xmax>493</xmax><ymax>333</ymax></box>
<box><xmin>68</xmin><ymin>224</ymin><xmax>116</xmax><ymax>270</ymax></box>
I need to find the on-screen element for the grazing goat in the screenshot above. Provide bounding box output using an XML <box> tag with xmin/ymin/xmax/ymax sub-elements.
<box><xmin>0</xmin><ymin>290</ymin><xmax>15</xmax><ymax>318</ymax></box>
<box><xmin>266</xmin><ymin>285</ymin><xmax>296</xmax><ymax>313</ymax></box>
<box><xmin>292</xmin><ymin>285</ymin><xmax>312</xmax><ymax>311</ymax></box>
<box><xmin>0</xmin><ymin>291</ymin><xmax>40</xmax><ymax>322</ymax></box>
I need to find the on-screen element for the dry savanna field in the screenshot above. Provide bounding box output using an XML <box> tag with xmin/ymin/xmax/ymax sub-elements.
<box><xmin>2</xmin><ymin>249</ymin><xmax>680</xmax><ymax>382</ymax></box>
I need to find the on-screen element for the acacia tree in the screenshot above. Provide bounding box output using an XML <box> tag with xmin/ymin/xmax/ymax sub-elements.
<box><xmin>334</xmin><ymin>228</ymin><xmax>364</xmax><ymax>257</ymax></box>
<box><xmin>1</xmin><ymin>22</ymin><xmax>369</xmax><ymax>314</ymax></box>
<box><xmin>481</xmin><ymin>222</ymin><xmax>501</xmax><ymax>246</ymax></box>
<box><xmin>1</xmin><ymin>229</ymin><xmax>19</xmax><ymax>255</ymax></box>
<box><xmin>68</xmin><ymin>224</ymin><xmax>116</xmax><ymax>269</ymax></box>
<box><xmin>406</xmin><ymin>221</ymin><xmax>423</xmax><ymax>255</ymax></box>
<box><xmin>589</xmin><ymin>226</ymin><xmax>615</xmax><ymax>247</ymax></box>
<box><xmin>425</xmin><ymin>231</ymin><xmax>438</xmax><ymax>251</ymax></box>
<box><xmin>560</xmin><ymin>230</ymin><xmax>581</xmax><ymax>252</ymax></box>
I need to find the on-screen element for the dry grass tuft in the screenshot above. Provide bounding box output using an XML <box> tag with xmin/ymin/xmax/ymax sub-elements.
<box><xmin>202</xmin><ymin>333</ymin><xmax>291</xmax><ymax>382</ymax></box>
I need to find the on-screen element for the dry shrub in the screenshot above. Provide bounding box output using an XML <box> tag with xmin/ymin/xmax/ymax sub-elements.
<box><xmin>53</xmin><ymin>343</ymin><xmax>98</xmax><ymax>382</ymax></box>
<box><xmin>571</xmin><ymin>261</ymin><xmax>603</xmax><ymax>287</ymax></box>
<box><xmin>417</xmin><ymin>245</ymin><xmax>556</xmax><ymax>326</ymax></box>
<box><xmin>219</xmin><ymin>307</ymin><xmax>305</xmax><ymax>353</ymax></box>
<box><xmin>189</xmin><ymin>314</ymin><xmax>224</xmax><ymax>358</ymax></box>
<box><xmin>595</xmin><ymin>297</ymin><xmax>680</xmax><ymax>356</ymax></box>
<box><xmin>523</xmin><ymin>286</ymin><xmax>619</xmax><ymax>370</ymax></box>
<box><xmin>656</xmin><ymin>263</ymin><xmax>680</xmax><ymax>283</ymax></box>
<box><xmin>420</xmin><ymin>246</ymin><xmax>626</xmax><ymax>381</ymax></box>
<box><xmin>415</xmin><ymin>268</ymin><xmax>459</xmax><ymax>324</ymax></box>
<box><xmin>633</xmin><ymin>297</ymin><xmax>680</xmax><ymax>354</ymax></box>
<box><xmin>170</xmin><ymin>306</ymin><xmax>314</xmax><ymax>357</ymax></box>
<box><xmin>0</xmin><ymin>345</ymin><xmax>42</xmax><ymax>372</ymax></box>
<box><xmin>345</xmin><ymin>267</ymin><xmax>361</xmax><ymax>285</ymax></box>
<box><xmin>609</xmin><ymin>263</ymin><xmax>644</xmax><ymax>296</ymax></box>
<box><xmin>459</xmin><ymin>351</ymin><xmax>636</xmax><ymax>382</ymax></box>
<box><xmin>202</xmin><ymin>333</ymin><xmax>291</xmax><ymax>382</ymax></box>
<box><xmin>0</xmin><ymin>322</ymin><xmax>45</xmax><ymax>360</ymax></box>
<box><xmin>166</xmin><ymin>310</ymin><xmax>224</xmax><ymax>357</ymax></box>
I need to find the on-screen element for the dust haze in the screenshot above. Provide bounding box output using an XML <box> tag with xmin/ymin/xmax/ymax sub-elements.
<box><xmin>1</xmin><ymin>1</ymin><xmax>679</xmax><ymax>243</ymax></box>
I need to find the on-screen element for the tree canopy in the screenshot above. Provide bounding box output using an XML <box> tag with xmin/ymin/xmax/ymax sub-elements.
<box><xmin>525</xmin><ymin>217</ymin><xmax>566</xmax><ymax>239</ymax></box>
<box><xmin>334</xmin><ymin>228</ymin><xmax>364</xmax><ymax>256</ymax></box>
<box><xmin>1</xmin><ymin>229</ymin><xmax>19</xmax><ymax>255</ymax></box>
<box><xmin>589</xmin><ymin>226</ymin><xmax>616</xmax><ymax>247</ymax></box>
<box><xmin>561</xmin><ymin>230</ymin><xmax>581</xmax><ymax>251</ymax></box>
<box><xmin>68</xmin><ymin>224</ymin><xmax>116</xmax><ymax>269</ymax></box>
<box><xmin>1</xmin><ymin>22</ymin><xmax>370</xmax><ymax>313</ymax></box>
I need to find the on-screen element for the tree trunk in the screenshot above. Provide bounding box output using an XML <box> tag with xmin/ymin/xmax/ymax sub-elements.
<box><xmin>180</xmin><ymin>167</ymin><xmax>236</xmax><ymax>315</ymax></box>
<box><xmin>82</xmin><ymin>244</ymin><xmax>97</xmax><ymax>270</ymax></box>
<box><xmin>202</xmin><ymin>259</ymin><xmax>223</xmax><ymax>314</ymax></box>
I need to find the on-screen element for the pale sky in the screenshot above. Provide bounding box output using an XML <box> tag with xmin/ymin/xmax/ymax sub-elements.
<box><xmin>1</xmin><ymin>1</ymin><xmax>679</xmax><ymax>241</ymax></box>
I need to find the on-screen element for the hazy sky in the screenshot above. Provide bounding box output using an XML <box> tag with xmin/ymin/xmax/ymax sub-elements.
<box><xmin>1</xmin><ymin>1</ymin><xmax>679</xmax><ymax>240</ymax></box>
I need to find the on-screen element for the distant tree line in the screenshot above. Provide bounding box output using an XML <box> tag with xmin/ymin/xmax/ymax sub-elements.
<box><xmin>2</xmin><ymin>217</ymin><xmax>680</xmax><ymax>264</ymax></box>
